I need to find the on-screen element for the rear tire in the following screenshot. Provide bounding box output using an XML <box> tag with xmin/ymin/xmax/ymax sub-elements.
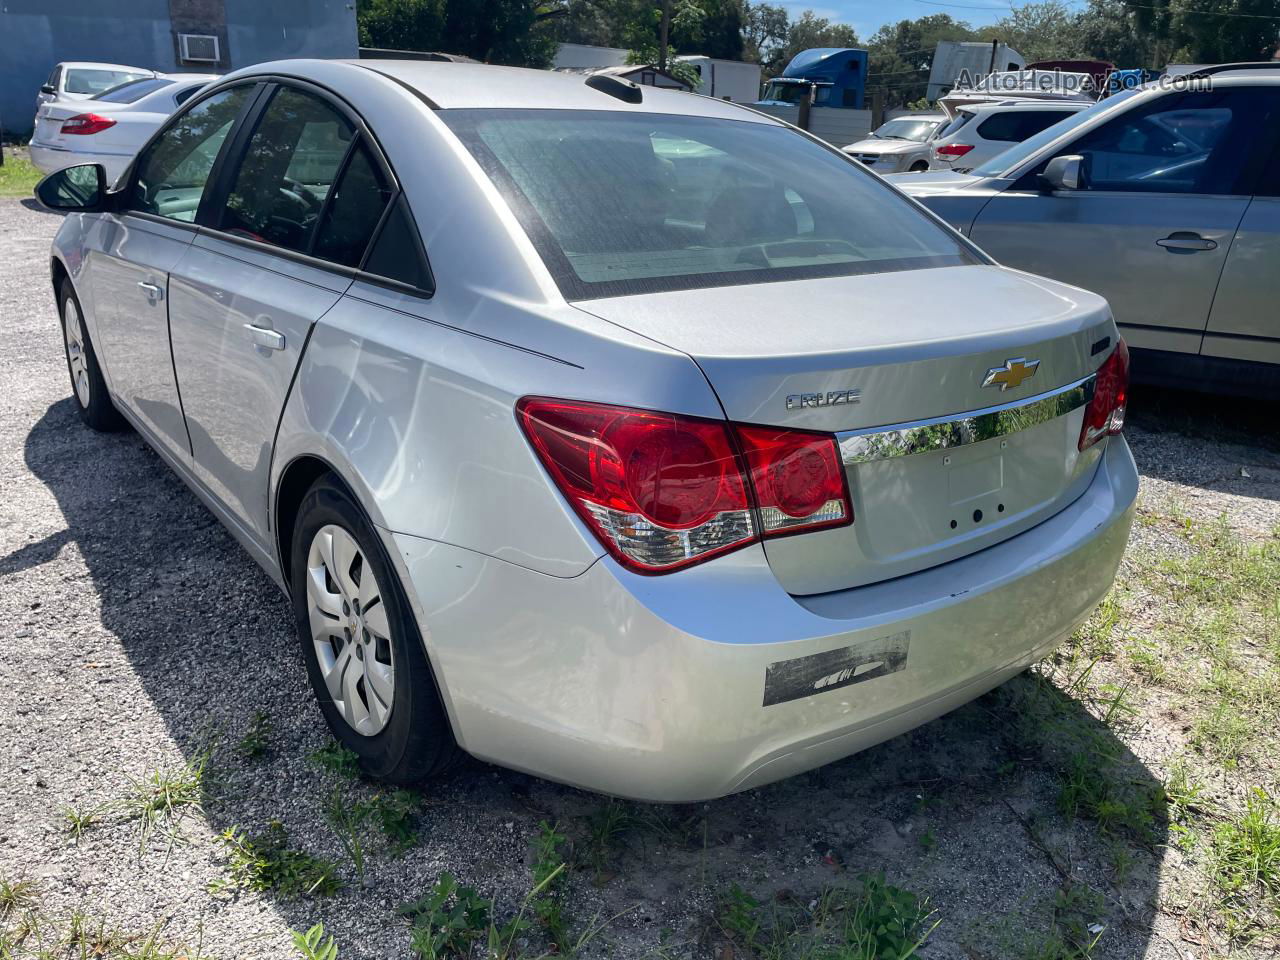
<box><xmin>59</xmin><ymin>279</ymin><xmax>125</xmax><ymax>431</ymax></box>
<box><xmin>291</xmin><ymin>475</ymin><xmax>460</xmax><ymax>784</ymax></box>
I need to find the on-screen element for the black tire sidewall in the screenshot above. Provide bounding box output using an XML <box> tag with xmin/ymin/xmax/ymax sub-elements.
<box><xmin>290</xmin><ymin>477</ymin><xmax>454</xmax><ymax>782</ymax></box>
<box><xmin>59</xmin><ymin>279</ymin><xmax>122</xmax><ymax>431</ymax></box>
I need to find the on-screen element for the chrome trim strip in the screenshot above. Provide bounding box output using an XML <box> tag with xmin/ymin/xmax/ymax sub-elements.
<box><xmin>839</xmin><ymin>374</ymin><xmax>1096</xmax><ymax>465</ymax></box>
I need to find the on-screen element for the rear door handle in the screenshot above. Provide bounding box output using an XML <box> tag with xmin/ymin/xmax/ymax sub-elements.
<box><xmin>137</xmin><ymin>281</ymin><xmax>164</xmax><ymax>302</ymax></box>
<box><xmin>1156</xmin><ymin>232</ymin><xmax>1218</xmax><ymax>252</ymax></box>
<box><xmin>243</xmin><ymin>323</ymin><xmax>285</xmax><ymax>351</ymax></box>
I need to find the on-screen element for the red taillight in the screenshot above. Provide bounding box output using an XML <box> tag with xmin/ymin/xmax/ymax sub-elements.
<box><xmin>61</xmin><ymin>113</ymin><xmax>117</xmax><ymax>135</ymax></box>
<box><xmin>517</xmin><ymin>398</ymin><xmax>851</xmax><ymax>573</ymax></box>
<box><xmin>736</xmin><ymin>424</ymin><xmax>852</xmax><ymax>536</ymax></box>
<box><xmin>1079</xmin><ymin>339</ymin><xmax>1130</xmax><ymax>451</ymax></box>
<box><xmin>935</xmin><ymin>143</ymin><xmax>974</xmax><ymax>157</ymax></box>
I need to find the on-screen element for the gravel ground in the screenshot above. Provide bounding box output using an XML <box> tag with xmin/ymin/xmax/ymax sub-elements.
<box><xmin>2</xmin><ymin>196</ymin><xmax>1278</xmax><ymax>959</ymax></box>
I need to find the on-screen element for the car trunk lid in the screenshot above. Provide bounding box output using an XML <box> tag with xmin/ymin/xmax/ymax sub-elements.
<box><xmin>573</xmin><ymin>264</ymin><xmax>1117</xmax><ymax>594</ymax></box>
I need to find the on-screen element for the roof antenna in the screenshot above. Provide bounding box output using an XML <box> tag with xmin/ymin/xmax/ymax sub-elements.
<box><xmin>585</xmin><ymin>73</ymin><xmax>644</xmax><ymax>104</ymax></box>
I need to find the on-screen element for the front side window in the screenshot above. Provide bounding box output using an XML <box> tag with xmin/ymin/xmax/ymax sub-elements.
<box><xmin>442</xmin><ymin>109</ymin><xmax>976</xmax><ymax>299</ymax></box>
<box><xmin>1040</xmin><ymin>88</ymin><xmax>1277</xmax><ymax>195</ymax></box>
<box><xmin>65</xmin><ymin>68</ymin><xmax>150</xmax><ymax>97</ymax></box>
<box><xmin>218</xmin><ymin>87</ymin><xmax>354</xmax><ymax>254</ymax></box>
<box><xmin>131</xmin><ymin>85</ymin><xmax>252</xmax><ymax>222</ymax></box>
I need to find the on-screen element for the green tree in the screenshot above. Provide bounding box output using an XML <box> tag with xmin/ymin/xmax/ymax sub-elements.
<box><xmin>775</xmin><ymin>10</ymin><xmax>859</xmax><ymax>72</ymax></box>
<box><xmin>741</xmin><ymin>1</ymin><xmax>790</xmax><ymax>70</ymax></box>
<box><xmin>357</xmin><ymin>0</ymin><xmax>566</xmax><ymax>66</ymax></box>
<box><xmin>867</xmin><ymin>14</ymin><xmax>974</xmax><ymax>106</ymax></box>
<box><xmin>977</xmin><ymin>0</ymin><xmax>1086</xmax><ymax>62</ymax></box>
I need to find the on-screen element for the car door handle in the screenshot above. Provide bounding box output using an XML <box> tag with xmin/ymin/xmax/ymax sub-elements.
<box><xmin>243</xmin><ymin>323</ymin><xmax>285</xmax><ymax>351</ymax></box>
<box><xmin>1156</xmin><ymin>232</ymin><xmax>1218</xmax><ymax>252</ymax></box>
<box><xmin>137</xmin><ymin>281</ymin><xmax>164</xmax><ymax>302</ymax></box>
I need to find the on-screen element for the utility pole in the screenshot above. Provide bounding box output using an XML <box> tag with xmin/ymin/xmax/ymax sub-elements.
<box><xmin>659</xmin><ymin>0</ymin><xmax>671</xmax><ymax>72</ymax></box>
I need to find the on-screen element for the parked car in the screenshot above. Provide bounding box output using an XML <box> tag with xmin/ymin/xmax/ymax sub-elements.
<box><xmin>842</xmin><ymin>114</ymin><xmax>946</xmax><ymax>173</ymax></box>
<box><xmin>36</xmin><ymin>60</ymin><xmax>1136</xmax><ymax>801</ymax></box>
<box><xmin>929</xmin><ymin>99</ymin><xmax>1095</xmax><ymax>172</ymax></box>
<box><xmin>36</xmin><ymin>62</ymin><xmax>156</xmax><ymax>111</ymax></box>
<box><xmin>890</xmin><ymin>64</ymin><xmax>1280</xmax><ymax>395</ymax></box>
<box><xmin>30</xmin><ymin>75</ymin><xmax>218</xmax><ymax>184</ymax></box>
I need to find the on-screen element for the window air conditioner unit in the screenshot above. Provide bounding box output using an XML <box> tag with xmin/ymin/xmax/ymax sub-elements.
<box><xmin>179</xmin><ymin>34</ymin><xmax>220</xmax><ymax>63</ymax></box>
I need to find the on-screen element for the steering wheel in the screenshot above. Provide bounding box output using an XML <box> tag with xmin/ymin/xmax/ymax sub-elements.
<box><xmin>279</xmin><ymin>177</ymin><xmax>323</xmax><ymax>215</ymax></box>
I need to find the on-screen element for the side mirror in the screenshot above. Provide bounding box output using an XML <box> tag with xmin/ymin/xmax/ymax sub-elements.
<box><xmin>1039</xmin><ymin>154</ymin><xmax>1088</xmax><ymax>192</ymax></box>
<box><xmin>35</xmin><ymin>164</ymin><xmax>111</xmax><ymax>212</ymax></box>
<box><xmin>40</xmin><ymin>84</ymin><xmax>56</xmax><ymax>95</ymax></box>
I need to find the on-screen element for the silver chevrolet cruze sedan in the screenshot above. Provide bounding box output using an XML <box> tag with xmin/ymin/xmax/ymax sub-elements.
<box><xmin>38</xmin><ymin>60</ymin><xmax>1137</xmax><ymax>801</ymax></box>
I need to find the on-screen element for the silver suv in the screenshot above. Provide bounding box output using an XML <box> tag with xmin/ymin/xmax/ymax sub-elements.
<box><xmin>892</xmin><ymin>65</ymin><xmax>1280</xmax><ymax>395</ymax></box>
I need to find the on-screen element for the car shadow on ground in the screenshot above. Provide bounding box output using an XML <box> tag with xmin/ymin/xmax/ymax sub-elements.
<box><xmin>16</xmin><ymin>396</ymin><xmax>1170</xmax><ymax>958</ymax></box>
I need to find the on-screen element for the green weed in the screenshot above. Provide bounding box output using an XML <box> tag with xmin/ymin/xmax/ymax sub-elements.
<box><xmin>210</xmin><ymin>822</ymin><xmax>342</xmax><ymax>899</ymax></box>
<box><xmin>293</xmin><ymin>922</ymin><xmax>340</xmax><ymax>960</ymax></box>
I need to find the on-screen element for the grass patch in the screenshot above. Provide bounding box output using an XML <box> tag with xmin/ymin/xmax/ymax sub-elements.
<box><xmin>1210</xmin><ymin>788</ymin><xmax>1280</xmax><ymax>924</ymax></box>
<box><xmin>0</xmin><ymin>907</ymin><xmax>207</xmax><ymax>960</ymax></box>
<box><xmin>715</xmin><ymin>874</ymin><xmax>937</xmax><ymax>960</ymax></box>
<box><xmin>210</xmin><ymin>821</ymin><xmax>342</xmax><ymax>899</ymax></box>
<box><xmin>238</xmin><ymin>710</ymin><xmax>272</xmax><ymax>760</ymax></box>
<box><xmin>0</xmin><ymin>877</ymin><xmax>38</xmax><ymax>917</ymax></box>
<box><xmin>0</xmin><ymin>152</ymin><xmax>40</xmax><ymax>199</ymax></box>
<box><xmin>61</xmin><ymin>802</ymin><xmax>107</xmax><ymax>842</ymax></box>
<box><xmin>122</xmin><ymin>751</ymin><xmax>210</xmax><ymax>852</ymax></box>
<box><xmin>310</xmin><ymin>740</ymin><xmax>361</xmax><ymax>779</ymax></box>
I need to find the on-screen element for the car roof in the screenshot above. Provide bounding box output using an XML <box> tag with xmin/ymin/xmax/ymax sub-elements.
<box><xmin>347</xmin><ymin>59</ymin><xmax>775</xmax><ymax>120</ymax></box>
<box><xmin>965</xmin><ymin>99</ymin><xmax>1094</xmax><ymax>114</ymax></box>
<box><xmin>58</xmin><ymin>62</ymin><xmax>157</xmax><ymax>74</ymax></box>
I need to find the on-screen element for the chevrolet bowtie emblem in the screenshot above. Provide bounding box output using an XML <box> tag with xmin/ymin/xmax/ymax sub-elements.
<box><xmin>982</xmin><ymin>357</ymin><xmax>1040</xmax><ymax>391</ymax></box>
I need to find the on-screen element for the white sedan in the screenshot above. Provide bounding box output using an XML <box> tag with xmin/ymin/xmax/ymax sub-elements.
<box><xmin>30</xmin><ymin>74</ymin><xmax>218</xmax><ymax>184</ymax></box>
<box><xmin>35</xmin><ymin>61</ymin><xmax>156</xmax><ymax>111</ymax></box>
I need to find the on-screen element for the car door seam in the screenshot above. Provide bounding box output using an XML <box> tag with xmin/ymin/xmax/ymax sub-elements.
<box><xmin>1196</xmin><ymin>199</ymin><xmax>1252</xmax><ymax>356</ymax></box>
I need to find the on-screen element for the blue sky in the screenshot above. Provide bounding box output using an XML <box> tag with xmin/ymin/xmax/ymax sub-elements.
<box><xmin>787</xmin><ymin>0</ymin><xmax>1083</xmax><ymax>41</ymax></box>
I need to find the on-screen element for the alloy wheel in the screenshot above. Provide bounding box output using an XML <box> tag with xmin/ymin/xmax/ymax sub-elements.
<box><xmin>305</xmin><ymin>524</ymin><xmax>396</xmax><ymax>736</ymax></box>
<box><xmin>64</xmin><ymin>297</ymin><xmax>90</xmax><ymax>408</ymax></box>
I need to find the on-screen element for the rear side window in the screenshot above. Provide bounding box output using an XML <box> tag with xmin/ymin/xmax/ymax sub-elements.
<box><xmin>936</xmin><ymin>111</ymin><xmax>973</xmax><ymax>139</ymax></box>
<box><xmin>313</xmin><ymin>141</ymin><xmax>393</xmax><ymax>267</ymax></box>
<box><xmin>977</xmin><ymin>110</ymin><xmax>1075</xmax><ymax>142</ymax></box>
<box><xmin>218</xmin><ymin>87</ymin><xmax>354</xmax><ymax>254</ymax></box>
<box><xmin>362</xmin><ymin>197</ymin><xmax>434</xmax><ymax>292</ymax></box>
<box><xmin>442</xmin><ymin>109</ymin><xmax>976</xmax><ymax>299</ymax></box>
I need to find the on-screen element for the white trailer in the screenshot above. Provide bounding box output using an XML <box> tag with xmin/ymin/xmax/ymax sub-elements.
<box><xmin>675</xmin><ymin>56</ymin><xmax>762</xmax><ymax>102</ymax></box>
<box><xmin>927</xmin><ymin>41</ymin><xmax>1025</xmax><ymax>101</ymax></box>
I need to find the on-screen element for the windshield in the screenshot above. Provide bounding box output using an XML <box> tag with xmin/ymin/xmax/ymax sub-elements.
<box><xmin>93</xmin><ymin>77</ymin><xmax>174</xmax><ymax>103</ymax></box>
<box><xmin>968</xmin><ymin>89</ymin><xmax>1140</xmax><ymax>177</ymax></box>
<box><xmin>874</xmin><ymin>118</ymin><xmax>941</xmax><ymax>142</ymax></box>
<box><xmin>760</xmin><ymin>80</ymin><xmax>826</xmax><ymax>104</ymax></box>
<box><xmin>65</xmin><ymin>68</ymin><xmax>151</xmax><ymax>96</ymax></box>
<box><xmin>443</xmin><ymin>109</ymin><xmax>977</xmax><ymax>300</ymax></box>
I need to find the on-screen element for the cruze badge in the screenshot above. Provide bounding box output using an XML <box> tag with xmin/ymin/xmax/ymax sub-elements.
<box><xmin>982</xmin><ymin>357</ymin><xmax>1040</xmax><ymax>391</ymax></box>
<box><xmin>786</xmin><ymin>389</ymin><xmax>861</xmax><ymax>411</ymax></box>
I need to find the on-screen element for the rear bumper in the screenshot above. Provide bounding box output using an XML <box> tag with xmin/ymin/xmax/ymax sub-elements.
<box><xmin>28</xmin><ymin>142</ymin><xmax>131</xmax><ymax>182</ymax></box>
<box><xmin>394</xmin><ymin>437</ymin><xmax>1137</xmax><ymax>801</ymax></box>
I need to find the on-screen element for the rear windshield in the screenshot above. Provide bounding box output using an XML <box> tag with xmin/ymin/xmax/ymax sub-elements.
<box><xmin>93</xmin><ymin>77</ymin><xmax>174</xmax><ymax>103</ymax></box>
<box><xmin>65</xmin><ymin>68</ymin><xmax>151</xmax><ymax>96</ymax></box>
<box><xmin>441</xmin><ymin>109</ymin><xmax>977</xmax><ymax>300</ymax></box>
